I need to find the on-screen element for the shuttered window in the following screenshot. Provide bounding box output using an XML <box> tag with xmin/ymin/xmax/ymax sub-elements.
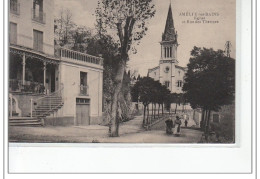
<box><xmin>10</xmin><ymin>22</ymin><xmax>17</xmax><ymax>45</ymax></box>
<box><xmin>33</xmin><ymin>29</ymin><xmax>43</xmax><ymax>52</ymax></box>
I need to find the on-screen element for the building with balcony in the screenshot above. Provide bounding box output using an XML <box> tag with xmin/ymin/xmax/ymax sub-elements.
<box><xmin>9</xmin><ymin>0</ymin><xmax>103</xmax><ymax>126</ymax></box>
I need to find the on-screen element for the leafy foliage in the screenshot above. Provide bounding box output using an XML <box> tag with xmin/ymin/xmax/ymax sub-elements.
<box><xmin>131</xmin><ymin>77</ymin><xmax>171</xmax><ymax>119</ymax></box>
<box><xmin>183</xmin><ymin>47</ymin><xmax>235</xmax><ymax>111</ymax></box>
<box><xmin>183</xmin><ymin>47</ymin><xmax>235</xmax><ymax>140</ymax></box>
<box><xmin>95</xmin><ymin>0</ymin><xmax>156</xmax><ymax>58</ymax></box>
<box><xmin>54</xmin><ymin>9</ymin><xmax>76</xmax><ymax>47</ymax></box>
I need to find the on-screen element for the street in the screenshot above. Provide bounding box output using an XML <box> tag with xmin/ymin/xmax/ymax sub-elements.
<box><xmin>9</xmin><ymin>116</ymin><xmax>203</xmax><ymax>143</ymax></box>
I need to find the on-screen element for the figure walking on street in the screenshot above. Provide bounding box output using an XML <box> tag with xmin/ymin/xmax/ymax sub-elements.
<box><xmin>165</xmin><ymin>117</ymin><xmax>173</xmax><ymax>134</ymax></box>
<box><xmin>185</xmin><ymin>120</ymin><xmax>188</xmax><ymax>127</ymax></box>
<box><xmin>174</xmin><ymin>116</ymin><xmax>182</xmax><ymax>136</ymax></box>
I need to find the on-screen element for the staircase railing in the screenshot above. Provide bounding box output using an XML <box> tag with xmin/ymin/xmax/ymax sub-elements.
<box><xmin>145</xmin><ymin>113</ymin><xmax>177</xmax><ymax>130</ymax></box>
<box><xmin>30</xmin><ymin>83</ymin><xmax>64</xmax><ymax>118</ymax></box>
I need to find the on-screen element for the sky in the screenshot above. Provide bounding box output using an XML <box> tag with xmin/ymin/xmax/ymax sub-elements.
<box><xmin>54</xmin><ymin>0</ymin><xmax>236</xmax><ymax>76</ymax></box>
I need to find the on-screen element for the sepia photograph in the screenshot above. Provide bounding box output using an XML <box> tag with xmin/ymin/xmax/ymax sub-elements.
<box><xmin>8</xmin><ymin>0</ymin><xmax>236</xmax><ymax>144</ymax></box>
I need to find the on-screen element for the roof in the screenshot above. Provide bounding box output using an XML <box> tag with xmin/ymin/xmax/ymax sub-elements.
<box><xmin>175</xmin><ymin>65</ymin><xmax>187</xmax><ymax>71</ymax></box>
<box><xmin>9</xmin><ymin>44</ymin><xmax>59</xmax><ymax>64</ymax></box>
<box><xmin>148</xmin><ymin>66</ymin><xmax>159</xmax><ymax>73</ymax></box>
<box><xmin>161</xmin><ymin>4</ymin><xmax>177</xmax><ymax>43</ymax></box>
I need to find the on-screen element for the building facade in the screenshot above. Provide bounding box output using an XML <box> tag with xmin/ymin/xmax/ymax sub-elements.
<box><xmin>9</xmin><ymin>0</ymin><xmax>103</xmax><ymax>126</ymax></box>
<box><xmin>148</xmin><ymin>4</ymin><xmax>186</xmax><ymax>94</ymax></box>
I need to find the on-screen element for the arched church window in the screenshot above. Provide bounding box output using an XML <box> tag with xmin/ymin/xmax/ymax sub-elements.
<box><xmin>177</xmin><ymin>80</ymin><xmax>183</xmax><ymax>87</ymax></box>
<box><xmin>170</xmin><ymin>47</ymin><xmax>172</xmax><ymax>57</ymax></box>
<box><xmin>164</xmin><ymin>81</ymin><xmax>170</xmax><ymax>88</ymax></box>
<box><xmin>164</xmin><ymin>47</ymin><xmax>167</xmax><ymax>58</ymax></box>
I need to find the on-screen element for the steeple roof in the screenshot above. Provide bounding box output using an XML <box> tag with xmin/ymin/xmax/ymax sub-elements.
<box><xmin>162</xmin><ymin>4</ymin><xmax>177</xmax><ymax>43</ymax></box>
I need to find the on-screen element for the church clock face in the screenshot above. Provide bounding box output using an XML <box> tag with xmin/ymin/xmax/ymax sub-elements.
<box><xmin>164</xmin><ymin>66</ymin><xmax>170</xmax><ymax>73</ymax></box>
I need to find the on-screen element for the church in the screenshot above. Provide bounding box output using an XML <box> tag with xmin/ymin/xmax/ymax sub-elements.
<box><xmin>148</xmin><ymin>4</ymin><xmax>186</xmax><ymax>94</ymax></box>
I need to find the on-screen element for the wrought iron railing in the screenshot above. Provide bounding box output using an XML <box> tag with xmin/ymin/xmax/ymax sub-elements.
<box><xmin>9</xmin><ymin>79</ymin><xmax>45</xmax><ymax>94</ymax></box>
<box><xmin>79</xmin><ymin>85</ymin><xmax>89</xmax><ymax>96</ymax></box>
<box><xmin>60</xmin><ymin>48</ymin><xmax>103</xmax><ymax>66</ymax></box>
<box><xmin>31</xmin><ymin>84</ymin><xmax>64</xmax><ymax>118</ymax></box>
<box><xmin>31</xmin><ymin>8</ymin><xmax>46</xmax><ymax>24</ymax></box>
<box><xmin>10</xmin><ymin>1</ymin><xmax>20</xmax><ymax>15</ymax></box>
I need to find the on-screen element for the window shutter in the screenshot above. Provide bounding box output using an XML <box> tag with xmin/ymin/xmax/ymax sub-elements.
<box><xmin>38</xmin><ymin>31</ymin><xmax>43</xmax><ymax>52</ymax></box>
<box><xmin>33</xmin><ymin>30</ymin><xmax>43</xmax><ymax>52</ymax></box>
<box><xmin>10</xmin><ymin>23</ymin><xmax>17</xmax><ymax>44</ymax></box>
<box><xmin>33</xmin><ymin>30</ymin><xmax>38</xmax><ymax>50</ymax></box>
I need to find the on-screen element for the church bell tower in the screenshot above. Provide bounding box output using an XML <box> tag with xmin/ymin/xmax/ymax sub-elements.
<box><xmin>160</xmin><ymin>4</ymin><xmax>178</xmax><ymax>61</ymax></box>
<box><xmin>159</xmin><ymin>4</ymin><xmax>179</xmax><ymax>91</ymax></box>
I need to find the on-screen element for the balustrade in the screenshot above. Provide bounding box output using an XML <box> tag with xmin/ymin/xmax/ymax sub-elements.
<box><xmin>60</xmin><ymin>48</ymin><xmax>103</xmax><ymax>66</ymax></box>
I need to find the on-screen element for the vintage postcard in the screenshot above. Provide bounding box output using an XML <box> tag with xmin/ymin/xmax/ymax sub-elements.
<box><xmin>5</xmin><ymin>0</ymin><xmax>256</xmax><ymax>175</ymax></box>
<box><xmin>8</xmin><ymin>0</ymin><xmax>236</xmax><ymax>144</ymax></box>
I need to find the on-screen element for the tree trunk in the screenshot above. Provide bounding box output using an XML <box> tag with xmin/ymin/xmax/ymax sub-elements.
<box><xmin>154</xmin><ymin>103</ymin><xmax>156</xmax><ymax>119</ymax></box>
<box><xmin>204</xmin><ymin>110</ymin><xmax>208</xmax><ymax>133</ymax></box>
<box><xmin>162</xmin><ymin>103</ymin><xmax>164</xmax><ymax>115</ymax></box>
<box><xmin>146</xmin><ymin>105</ymin><xmax>149</xmax><ymax>126</ymax></box>
<box><xmin>151</xmin><ymin>103</ymin><xmax>154</xmax><ymax>118</ymax></box>
<box><xmin>143</xmin><ymin>105</ymin><xmax>146</xmax><ymax>126</ymax></box>
<box><xmin>193</xmin><ymin>109</ymin><xmax>196</xmax><ymax>123</ymax></box>
<box><xmin>109</xmin><ymin>61</ymin><xmax>125</xmax><ymax>137</ymax></box>
<box><xmin>204</xmin><ymin>110</ymin><xmax>211</xmax><ymax>141</ymax></box>
<box><xmin>158</xmin><ymin>104</ymin><xmax>160</xmax><ymax>117</ymax></box>
<box><xmin>200</xmin><ymin>109</ymin><xmax>205</xmax><ymax>129</ymax></box>
<box><xmin>206</xmin><ymin>110</ymin><xmax>211</xmax><ymax>133</ymax></box>
<box><xmin>175</xmin><ymin>103</ymin><xmax>177</xmax><ymax>114</ymax></box>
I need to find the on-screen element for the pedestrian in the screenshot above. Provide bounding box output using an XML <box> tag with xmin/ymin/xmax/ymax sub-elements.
<box><xmin>165</xmin><ymin>117</ymin><xmax>173</xmax><ymax>135</ymax></box>
<box><xmin>173</xmin><ymin>116</ymin><xmax>182</xmax><ymax>136</ymax></box>
<box><xmin>185</xmin><ymin>119</ymin><xmax>188</xmax><ymax>127</ymax></box>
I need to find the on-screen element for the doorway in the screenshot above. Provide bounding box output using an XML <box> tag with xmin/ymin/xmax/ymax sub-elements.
<box><xmin>76</xmin><ymin>98</ymin><xmax>90</xmax><ymax>125</ymax></box>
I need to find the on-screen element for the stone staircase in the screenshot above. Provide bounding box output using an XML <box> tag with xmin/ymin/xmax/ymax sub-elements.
<box><xmin>9</xmin><ymin>87</ymin><xmax>64</xmax><ymax>127</ymax></box>
<box><xmin>31</xmin><ymin>95</ymin><xmax>64</xmax><ymax>118</ymax></box>
<box><xmin>9</xmin><ymin>117</ymin><xmax>43</xmax><ymax>126</ymax></box>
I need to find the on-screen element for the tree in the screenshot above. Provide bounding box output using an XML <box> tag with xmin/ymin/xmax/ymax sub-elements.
<box><xmin>71</xmin><ymin>26</ymin><xmax>92</xmax><ymax>53</ymax></box>
<box><xmin>55</xmin><ymin>9</ymin><xmax>93</xmax><ymax>53</ymax></box>
<box><xmin>183</xmin><ymin>47</ymin><xmax>235</xmax><ymax>139</ymax></box>
<box><xmin>132</xmin><ymin>77</ymin><xmax>154</xmax><ymax>126</ymax></box>
<box><xmin>169</xmin><ymin>93</ymin><xmax>182</xmax><ymax>114</ymax></box>
<box><xmin>86</xmin><ymin>34</ymin><xmax>121</xmax><ymax>125</ymax></box>
<box><xmin>131</xmin><ymin>77</ymin><xmax>171</xmax><ymax>126</ymax></box>
<box><xmin>96</xmin><ymin>0</ymin><xmax>156</xmax><ymax>136</ymax></box>
<box><xmin>54</xmin><ymin>9</ymin><xmax>76</xmax><ymax>47</ymax></box>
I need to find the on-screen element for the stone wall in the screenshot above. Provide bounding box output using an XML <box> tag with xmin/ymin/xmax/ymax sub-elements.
<box><xmin>44</xmin><ymin>116</ymin><xmax>74</xmax><ymax>126</ymax></box>
<box><xmin>12</xmin><ymin>93</ymin><xmax>44</xmax><ymax>116</ymax></box>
